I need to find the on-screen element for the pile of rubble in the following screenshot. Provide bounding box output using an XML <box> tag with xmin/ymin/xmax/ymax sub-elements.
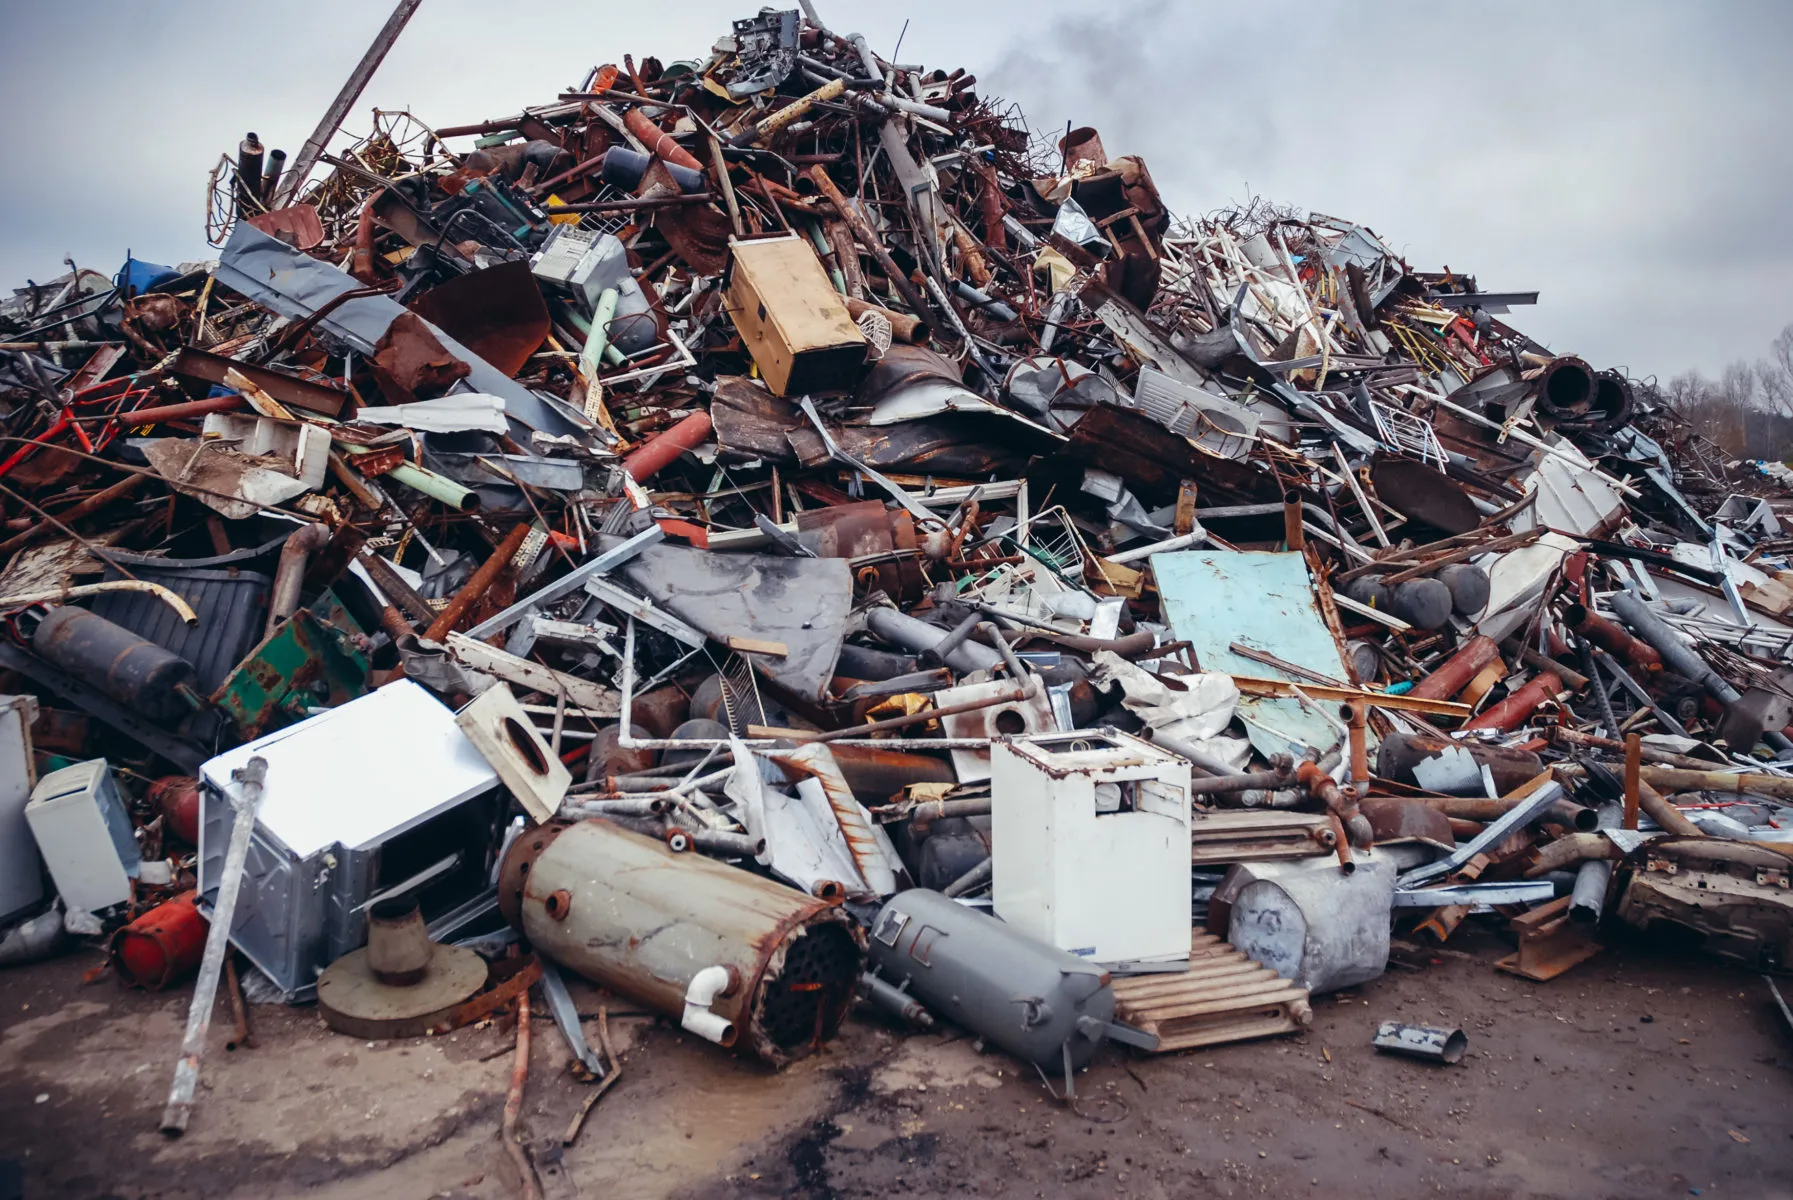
<box><xmin>3</xmin><ymin>0</ymin><xmax>1791</xmax><ymax>1168</ymax></box>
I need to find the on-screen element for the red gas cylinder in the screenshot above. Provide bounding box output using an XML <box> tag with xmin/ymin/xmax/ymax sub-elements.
<box><xmin>148</xmin><ymin>776</ymin><xmax>202</xmax><ymax>845</ymax></box>
<box><xmin>113</xmin><ymin>890</ymin><xmax>208</xmax><ymax>990</ymax></box>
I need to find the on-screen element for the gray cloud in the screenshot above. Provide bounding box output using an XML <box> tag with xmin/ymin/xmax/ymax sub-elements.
<box><xmin>2</xmin><ymin>0</ymin><xmax>1786</xmax><ymax>379</ymax></box>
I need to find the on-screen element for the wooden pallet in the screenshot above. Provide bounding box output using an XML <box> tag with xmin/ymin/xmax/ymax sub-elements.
<box><xmin>1112</xmin><ymin>932</ymin><xmax>1313</xmax><ymax>1052</ymax></box>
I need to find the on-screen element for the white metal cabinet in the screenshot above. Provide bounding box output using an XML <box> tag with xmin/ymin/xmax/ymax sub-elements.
<box><xmin>24</xmin><ymin>758</ymin><xmax>140</xmax><ymax>914</ymax></box>
<box><xmin>992</xmin><ymin>730</ymin><xmax>1191</xmax><ymax>967</ymax></box>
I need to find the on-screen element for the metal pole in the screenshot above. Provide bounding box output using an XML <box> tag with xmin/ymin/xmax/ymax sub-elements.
<box><xmin>275</xmin><ymin>0</ymin><xmax>426</xmax><ymax>208</ymax></box>
<box><xmin>160</xmin><ymin>756</ymin><xmax>267</xmax><ymax>1135</ymax></box>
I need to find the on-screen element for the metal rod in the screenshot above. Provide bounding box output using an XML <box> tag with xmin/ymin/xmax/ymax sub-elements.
<box><xmin>160</xmin><ymin>756</ymin><xmax>267</xmax><ymax>1135</ymax></box>
<box><xmin>502</xmin><ymin>986</ymin><xmax>542</xmax><ymax>1200</ymax></box>
<box><xmin>276</xmin><ymin>0</ymin><xmax>425</xmax><ymax>206</ymax></box>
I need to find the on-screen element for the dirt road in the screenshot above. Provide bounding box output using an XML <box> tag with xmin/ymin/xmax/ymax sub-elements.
<box><xmin>2</xmin><ymin>925</ymin><xmax>1788</xmax><ymax>1199</ymax></box>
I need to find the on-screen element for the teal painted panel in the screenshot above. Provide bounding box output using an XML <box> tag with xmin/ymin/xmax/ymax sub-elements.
<box><xmin>1151</xmin><ymin>550</ymin><xmax>1349</xmax><ymax>758</ymax></box>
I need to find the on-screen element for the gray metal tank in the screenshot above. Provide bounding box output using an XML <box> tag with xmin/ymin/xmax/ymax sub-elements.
<box><xmin>865</xmin><ymin>889</ymin><xmax>1150</xmax><ymax>1075</ymax></box>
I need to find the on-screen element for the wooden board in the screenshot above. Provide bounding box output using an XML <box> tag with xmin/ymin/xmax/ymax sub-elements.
<box><xmin>1112</xmin><ymin>931</ymin><xmax>1312</xmax><ymax>1052</ymax></box>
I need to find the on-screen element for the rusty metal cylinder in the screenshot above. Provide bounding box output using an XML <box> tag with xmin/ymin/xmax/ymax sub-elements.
<box><xmin>622</xmin><ymin>109</ymin><xmax>705</xmax><ymax>172</ymax></box>
<box><xmin>499</xmin><ymin>819</ymin><xmax>865</xmax><ymax>1067</ymax></box>
<box><xmin>1564</xmin><ymin>603</ymin><xmax>1661</xmax><ymax>675</ymax></box>
<box><xmin>149</xmin><ymin>776</ymin><xmax>202</xmax><ymax>845</ymax></box>
<box><xmin>1410</xmin><ymin>635</ymin><xmax>1501</xmax><ymax>701</ymax></box>
<box><xmin>845</xmin><ymin>296</ymin><xmax>928</xmax><ymax>343</ymax></box>
<box><xmin>30</xmin><ymin>606</ymin><xmax>196</xmax><ymax>721</ymax></box>
<box><xmin>623</xmin><ymin>411</ymin><xmax>713</xmax><ymax>481</ymax></box>
<box><xmin>1461</xmin><ymin>671</ymin><xmax>1562</xmax><ymax>732</ymax></box>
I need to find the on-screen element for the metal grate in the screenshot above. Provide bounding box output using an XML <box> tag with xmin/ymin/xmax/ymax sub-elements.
<box><xmin>1369</xmin><ymin>399</ymin><xmax>1447</xmax><ymax>468</ymax></box>
<box><xmin>716</xmin><ymin>652</ymin><xmax>767</xmax><ymax>735</ymax></box>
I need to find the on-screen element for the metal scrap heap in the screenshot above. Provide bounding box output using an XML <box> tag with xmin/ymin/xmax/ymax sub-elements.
<box><xmin>2</xmin><ymin>1</ymin><xmax>1791</xmax><ymax>1154</ymax></box>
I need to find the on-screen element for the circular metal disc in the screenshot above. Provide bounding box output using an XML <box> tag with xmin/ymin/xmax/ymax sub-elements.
<box><xmin>317</xmin><ymin>945</ymin><xmax>488</xmax><ymax>1035</ymax></box>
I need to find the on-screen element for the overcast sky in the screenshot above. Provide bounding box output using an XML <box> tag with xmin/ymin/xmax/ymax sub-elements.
<box><xmin>2</xmin><ymin>0</ymin><xmax>1787</xmax><ymax>381</ymax></box>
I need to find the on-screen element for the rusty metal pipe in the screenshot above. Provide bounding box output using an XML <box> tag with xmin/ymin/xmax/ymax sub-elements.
<box><xmin>1460</xmin><ymin>671</ymin><xmax>1562</xmax><ymax>731</ymax></box>
<box><xmin>502</xmin><ymin>988</ymin><xmax>542</xmax><ymax>1200</ymax></box>
<box><xmin>117</xmin><ymin>395</ymin><xmax>249</xmax><ymax>426</ymax></box>
<box><xmin>267</xmin><ymin>523</ymin><xmax>331</xmax><ymax>637</ymax></box>
<box><xmin>1410</xmin><ymin>635</ymin><xmax>1501</xmax><ymax>702</ymax></box>
<box><xmin>1186</xmin><ymin>766</ymin><xmax>1297</xmax><ymax>796</ymax></box>
<box><xmin>0</xmin><ymin>473</ymin><xmax>146</xmax><ymax>558</ymax></box>
<box><xmin>804</xmin><ymin>165</ymin><xmax>937</xmax><ymax>331</ymax></box>
<box><xmin>1564</xmin><ymin>603</ymin><xmax>1661</xmax><ymax>676</ymax></box>
<box><xmin>1545</xmin><ymin>726</ymin><xmax>1716</xmax><ymax>771</ymax></box>
<box><xmin>1636</xmin><ymin>780</ymin><xmax>1707</xmax><ymax>838</ymax></box>
<box><xmin>422</xmin><ymin>523</ymin><xmax>531</xmax><ymax>643</ymax></box>
<box><xmin>1342</xmin><ymin>701</ymin><xmax>1370</xmax><ymax>789</ymax></box>
<box><xmin>622</xmin><ymin>108</ymin><xmax>704</xmax><ymax>171</ymax></box>
<box><xmin>1524</xmin><ymin>832</ymin><xmax>1621</xmax><ymax>878</ymax></box>
<box><xmin>1326</xmin><ymin>813</ymin><xmax>1355</xmax><ymax>874</ymax></box>
<box><xmin>845</xmin><ymin>296</ymin><xmax>927</xmax><ymax>343</ymax></box>
<box><xmin>1282</xmin><ymin>491</ymin><xmax>1305</xmax><ymax>552</ymax></box>
<box><xmin>1406</xmin><ymin>794</ymin><xmax>1556</xmax><ymax>821</ymax></box>
<box><xmin>623</xmin><ymin>411</ymin><xmax>712</xmax><ymax>481</ymax></box>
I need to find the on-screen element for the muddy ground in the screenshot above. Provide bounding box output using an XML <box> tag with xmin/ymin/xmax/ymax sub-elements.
<box><xmin>1</xmin><ymin>923</ymin><xmax>1789</xmax><ymax>1200</ymax></box>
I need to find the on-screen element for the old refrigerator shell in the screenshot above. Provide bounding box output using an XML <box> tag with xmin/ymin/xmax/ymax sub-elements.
<box><xmin>992</xmin><ymin>730</ymin><xmax>1192</xmax><ymax>967</ymax></box>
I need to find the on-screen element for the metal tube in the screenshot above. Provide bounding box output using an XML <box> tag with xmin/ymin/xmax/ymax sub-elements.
<box><xmin>275</xmin><ymin>0</ymin><xmax>424</xmax><ymax>206</ymax></box>
<box><xmin>1569</xmin><ymin>859</ymin><xmax>1613</xmax><ymax>924</ymax></box>
<box><xmin>804</xmin><ymin>165</ymin><xmax>936</xmax><ymax>329</ymax></box>
<box><xmin>1460</xmin><ymin>671</ymin><xmax>1562</xmax><ymax>731</ymax></box>
<box><xmin>267</xmin><ymin>522</ymin><xmax>331</xmax><ymax>637</ymax></box>
<box><xmin>1565</xmin><ymin>602</ymin><xmax>1662</xmax><ymax>676</ymax></box>
<box><xmin>1624</xmin><ymin>733</ymin><xmax>1642</xmax><ymax>830</ymax></box>
<box><xmin>681</xmin><ymin>827</ymin><xmax>766</xmax><ymax>858</ymax></box>
<box><xmin>1610</xmin><ymin>592</ymin><xmax>1739</xmax><ymax>705</ymax></box>
<box><xmin>423</xmin><ymin>523</ymin><xmax>532</xmax><ymax>643</ymax></box>
<box><xmin>1186</xmin><ymin>767</ymin><xmax>1296</xmax><ymax>796</ymax></box>
<box><xmin>623</xmin><ymin>108</ymin><xmax>705</xmax><ymax>171</ymax></box>
<box><xmin>1636</xmin><ymin>780</ymin><xmax>1705</xmax><ymax>838</ymax></box>
<box><xmin>383</xmin><ymin>460</ymin><xmax>480</xmax><ymax>511</ymax></box>
<box><xmin>1107</xmin><ymin>529</ymin><xmax>1208</xmax><ymax>565</ymax></box>
<box><xmin>161</xmin><ymin>756</ymin><xmax>267</xmax><ymax>1135</ymax></box>
<box><xmin>623</xmin><ymin>411</ymin><xmax>712</xmax><ymax>481</ymax></box>
<box><xmin>1410</xmin><ymin>635</ymin><xmax>1501</xmax><ymax>702</ymax></box>
<box><xmin>908</xmin><ymin>796</ymin><xmax>993</xmax><ymax>823</ymax></box>
<box><xmin>942</xmin><ymin>855</ymin><xmax>992</xmax><ymax>899</ymax></box>
<box><xmin>1523</xmin><ymin>832</ymin><xmax>1619</xmax><ymax>877</ymax></box>
<box><xmin>1282</xmin><ymin>491</ymin><xmax>1305</xmax><ymax>552</ymax></box>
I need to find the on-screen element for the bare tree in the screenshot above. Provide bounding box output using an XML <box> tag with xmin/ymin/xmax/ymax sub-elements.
<box><xmin>1757</xmin><ymin>323</ymin><xmax>1793</xmax><ymax>417</ymax></box>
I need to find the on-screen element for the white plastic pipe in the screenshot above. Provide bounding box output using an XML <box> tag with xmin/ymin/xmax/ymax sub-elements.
<box><xmin>681</xmin><ymin>965</ymin><xmax>736</xmax><ymax>1045</ymax></box>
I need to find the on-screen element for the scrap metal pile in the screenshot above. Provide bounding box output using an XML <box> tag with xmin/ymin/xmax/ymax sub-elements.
<box><xmin>3</xmin><ymin>1</ymin><xmax>1792</xmax><ymax>1148</ymax></box>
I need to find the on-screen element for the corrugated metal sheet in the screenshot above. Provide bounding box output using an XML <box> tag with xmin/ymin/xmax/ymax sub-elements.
<box><xmin>89</xmin><ymin>538</ymin><xmax>281</xmax><ymax>692</ymax></box>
